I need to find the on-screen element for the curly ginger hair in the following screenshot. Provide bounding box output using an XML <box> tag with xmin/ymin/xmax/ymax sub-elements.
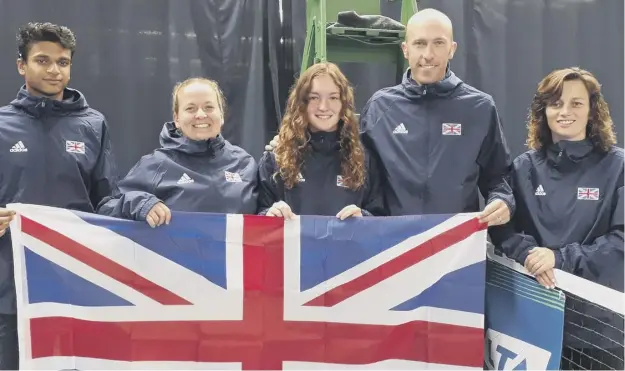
<box><xmin>274</xmin><ymin>63</ymin><xmax>365</xmax><ymax>190</ymax></box>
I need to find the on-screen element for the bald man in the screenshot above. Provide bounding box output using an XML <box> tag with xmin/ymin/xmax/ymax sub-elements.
<box><xmin>359</xmin><ymin>8</ymin><xmax>514</xmax><ymax>223</ymax></box>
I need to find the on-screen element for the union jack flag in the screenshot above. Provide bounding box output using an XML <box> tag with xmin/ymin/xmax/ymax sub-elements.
<box><xmin>65</xmin><ymin>140</ymin><xmax>86</xmax><ymax>154</ymax></box>
<box><xmin>224</xmin><ymin>170</ymin><xmax>243</xmax><ymax>183</ymax></box>
<box><xmin>9</xmin><ymin>203</ymin><xmax>487</xmax><ymax>370</ymax></box>
<box><xmin>336</xmin><ymin>175</ymin><xmax>346</xmax><ymax>188</ymax></box>
<box><xmin>577</xmin><ymin>187</ymin><xmax>599</xmax><ymax>200</ymax></box>
<box><xmin>442</xmin><ymin>123</ymin><xmax>462</xmax><ymax>136</ymax></box>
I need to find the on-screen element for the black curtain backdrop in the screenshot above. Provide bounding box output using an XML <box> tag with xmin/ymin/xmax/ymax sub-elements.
<box><xmin>0</xmin><ymin>0</ymin><xmax>622</xmax><ymax>174</ymax></box>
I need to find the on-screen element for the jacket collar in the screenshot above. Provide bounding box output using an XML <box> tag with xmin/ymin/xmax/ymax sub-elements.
<box><xmin>545</xmin><ymin>139</ymin><xmax>595</xmax><ymax>169</ymax></box>
<box><xmin>159</xmin><ymin>121</ymin><xmax>226</xmax><ymax>156</ymax></box>
<box><xmin>308</xmin><ymin>123</ymin><xmax>342</xmax><ymax>153</ymax></box>
<box><xmin>10</xmin><ymin>85</ymin><xmax>88</xmax><ymax>118</ymax></box>
<box><xmin>401</xmin><ymin>65</ymin><xmax>463</xmax><ymax>100</ymax></box>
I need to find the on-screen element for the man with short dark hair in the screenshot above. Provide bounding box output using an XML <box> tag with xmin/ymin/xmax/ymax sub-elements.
<box><xmin>0</xmin><ymin>22</ymin><xmax>119</xmax><ymax>369</ymax></box>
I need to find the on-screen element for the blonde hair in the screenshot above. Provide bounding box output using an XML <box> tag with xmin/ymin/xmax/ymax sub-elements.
<box><xmin>171</xmin><ymin>77</ymin><xmax>227</xmax><ymax>118</ymax></box>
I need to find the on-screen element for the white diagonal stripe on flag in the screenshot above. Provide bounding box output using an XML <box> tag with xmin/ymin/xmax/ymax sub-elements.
<box><xmin>12</xmin><ymin>204</ymin><xmax>229</xmax><ymax>307</ymax></box>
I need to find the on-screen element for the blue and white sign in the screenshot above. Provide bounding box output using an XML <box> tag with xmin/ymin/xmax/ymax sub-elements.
<box><xmin>485</xmin><ymin>249</ymin><xmax>565</xmax><ymax>370</ymax></box>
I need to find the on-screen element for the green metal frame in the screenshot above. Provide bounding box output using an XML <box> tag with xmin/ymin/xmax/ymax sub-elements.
<box><xmin>301</xmin><ymin>0</ymin><xmax>418</xmax><ymax>78</ymax></box>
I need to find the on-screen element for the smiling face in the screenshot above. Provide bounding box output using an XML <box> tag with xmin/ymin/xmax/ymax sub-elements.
<box><xmin>306</xmin><ymin>74</ymin><xmax>342</xmax><ymax>132</ymax></box>
<box><xmin>545</xmin><ymin>79</ymin><xmax>590</xmax><ymax>143</ymax></box>
<box><xmin>17</xmin><ymin>41</ymin><xmax>72</xmax><ymax>101</ymax></box>
<box><xmin>173</xmin><ymin>82</ymin><xmax>224</xmax><ymax>141</ymax></box>
<box><xmin>401</xmin><ymin>10</ymin><xmax>457</xmax><ymax>84</ymax></box>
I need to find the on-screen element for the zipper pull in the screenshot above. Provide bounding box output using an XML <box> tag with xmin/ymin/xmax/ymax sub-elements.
<box><xmin>558</xmin><ymin>151</ymin><xmax>563</xmax><ymax>158</ymax></box>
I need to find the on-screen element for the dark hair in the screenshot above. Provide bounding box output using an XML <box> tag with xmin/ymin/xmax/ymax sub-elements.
<box><xmin>17</xmin><ymin>22</ymin><xmax>76</xmax><ymax>60</ymax></box>
<box><xmin>527</xmin><ymin>67</ymin><xmax>616</xmax><ymax>153</ymax></box>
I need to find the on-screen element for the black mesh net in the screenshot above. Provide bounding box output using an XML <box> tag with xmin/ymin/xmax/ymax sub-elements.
<box><xmin>560</xmin><ymin>290</ymin><xmax>624</xmax><ymax>370</ymax></box>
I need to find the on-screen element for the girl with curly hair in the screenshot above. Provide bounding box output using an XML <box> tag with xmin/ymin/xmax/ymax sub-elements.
<box><xmin>490</xmin><ymin>67</ymin><xmax>623</xmax><ymax>370</ymax></box>
<box><xmin>257</xmin><ymin>63</ymin><xmax>385</xmax><ymax>219</ymax></box>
